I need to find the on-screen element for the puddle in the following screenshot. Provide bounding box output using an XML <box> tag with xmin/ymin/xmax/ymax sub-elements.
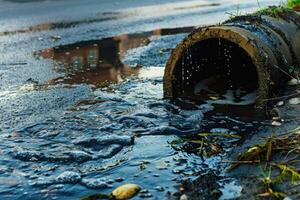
<box><xmin>37</xmin><ymin>27</ymin><xmax>194</xmax><ymax>88</ymax></box>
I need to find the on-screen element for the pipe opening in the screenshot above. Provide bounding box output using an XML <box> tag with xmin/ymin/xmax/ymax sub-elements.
<box><xmin>173</xmin><ymin>38</ymin><xmax>259</xmax><ymax>106</ymax></box>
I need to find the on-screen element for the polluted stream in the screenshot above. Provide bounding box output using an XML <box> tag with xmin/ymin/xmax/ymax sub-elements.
<box><xmin>0</xmin><ymin>26</ymin><xmax>273</xmax><ymax>200</ymax></box>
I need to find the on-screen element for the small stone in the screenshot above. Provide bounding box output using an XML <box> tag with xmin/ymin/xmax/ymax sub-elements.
<box><xmin>276</xmin><ymin>101</ymin><xmax>284</xmax><ymax>107</ymax></box>
<box><xmin>288</xmin><ymin>97</ymin><xmax>300</xmax><ymax>105</ymax></box>
<box><xmin>271</xmin><ymin>121</ymin><xmax>282</xmax><ymax>126</ymax></box>
<box><xmin>111</xmin><ymin>183</ymin><xmax>141</xmax><ymax>200</ymax></box>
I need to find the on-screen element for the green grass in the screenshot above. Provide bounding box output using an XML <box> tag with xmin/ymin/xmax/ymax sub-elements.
<box><xmin>254</xmin><ymin>0</ymin><xmax>300</xmax><ymax>17</ymax></box>
<box><xmin>286</xmin><ymin>0</ymin><xmax>300</xmax><ymax>9</ymax></box>
<box><xmin>254</xmin><ymin>0</ymin><xmax>299</xmax><ymax>17</ymax></box>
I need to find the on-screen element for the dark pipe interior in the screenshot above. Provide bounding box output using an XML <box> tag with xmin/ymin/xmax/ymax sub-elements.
<box><xmin>173</xmin><ymin>38</ymin><xmax>259</xmax><ymax>103</ymax></box>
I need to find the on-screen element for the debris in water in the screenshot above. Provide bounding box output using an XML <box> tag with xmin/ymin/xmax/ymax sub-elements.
<box><xmin>50</xmin><ymin>35</ymin><xmax>62</xmax><ymax>40</ymax></box>
<box><xmin>258</xmin><ymin>166</ymin><xmax>287</xmax><ymax>199</ymax></box>
<box><xmin>288</xmin><ymin>97</ymin><xmax>300</xmax><ymax>105</ymax></box>
<box><xmin>287</xmin><ymin>78</ymin><xmax>300</xmax><ymax>86</ymax></box>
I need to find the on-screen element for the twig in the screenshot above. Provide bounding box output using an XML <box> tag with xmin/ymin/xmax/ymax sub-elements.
<box><xmin>221</xmin><ymin>160</ymin><xmax>260</xmax><ymax>164</ymax></box>
<box><xmin>273</xmin><ymin>64</ymin><xmax>298</xmax><ymax>80</ymax></box>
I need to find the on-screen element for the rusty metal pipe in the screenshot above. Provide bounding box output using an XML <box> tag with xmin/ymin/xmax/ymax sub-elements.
<box><xmin>163</xmin><ymin>9</ymin><xmax>300</xmax><ymax>108</ymax></box>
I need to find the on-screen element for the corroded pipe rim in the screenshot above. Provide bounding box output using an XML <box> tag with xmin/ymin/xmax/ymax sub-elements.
<box><xmin>164</xmin><ymin>26</ymin><xmax>272</xmax><ymax>108</ymax></box>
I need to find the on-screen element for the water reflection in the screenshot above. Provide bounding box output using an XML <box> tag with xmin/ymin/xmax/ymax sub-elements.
<box><xmin>38</xmin><ymin>27</ymin><xmax>194</xmax><ymax>87</ymax></box>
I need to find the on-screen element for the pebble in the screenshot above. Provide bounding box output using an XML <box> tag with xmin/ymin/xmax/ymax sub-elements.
<box><xmin>271</xmin><ymin>121</ymin><xmax>282</xmax><ymax>126</ymax></box>
<box><xmin>276</xmin><ymin>101</ymin><xmax>284</xmax><ymax>107</ymax></box>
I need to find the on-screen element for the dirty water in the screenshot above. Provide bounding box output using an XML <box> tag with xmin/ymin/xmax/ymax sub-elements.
<box><xmin>0</xmin><ymin>26</ymin><xmax>266</xmax><ymax>200</ymax></box>
<box><xmin>0</xmin><ymin>0</ymin><xmax>289</xmax><ymax>200</ymax></box>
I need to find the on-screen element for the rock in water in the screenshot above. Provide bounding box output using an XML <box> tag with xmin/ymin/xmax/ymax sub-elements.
<box><xmin>111</xmin><ymin>183</ymin><xmax>141</xmax><ymax>200</ymax></box>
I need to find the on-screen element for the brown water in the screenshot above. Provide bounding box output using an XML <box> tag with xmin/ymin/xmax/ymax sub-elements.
<box><xmin>37</xmin><ymin>27</ymin><xmax>194</xmax><ymax>87</ymax></box>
